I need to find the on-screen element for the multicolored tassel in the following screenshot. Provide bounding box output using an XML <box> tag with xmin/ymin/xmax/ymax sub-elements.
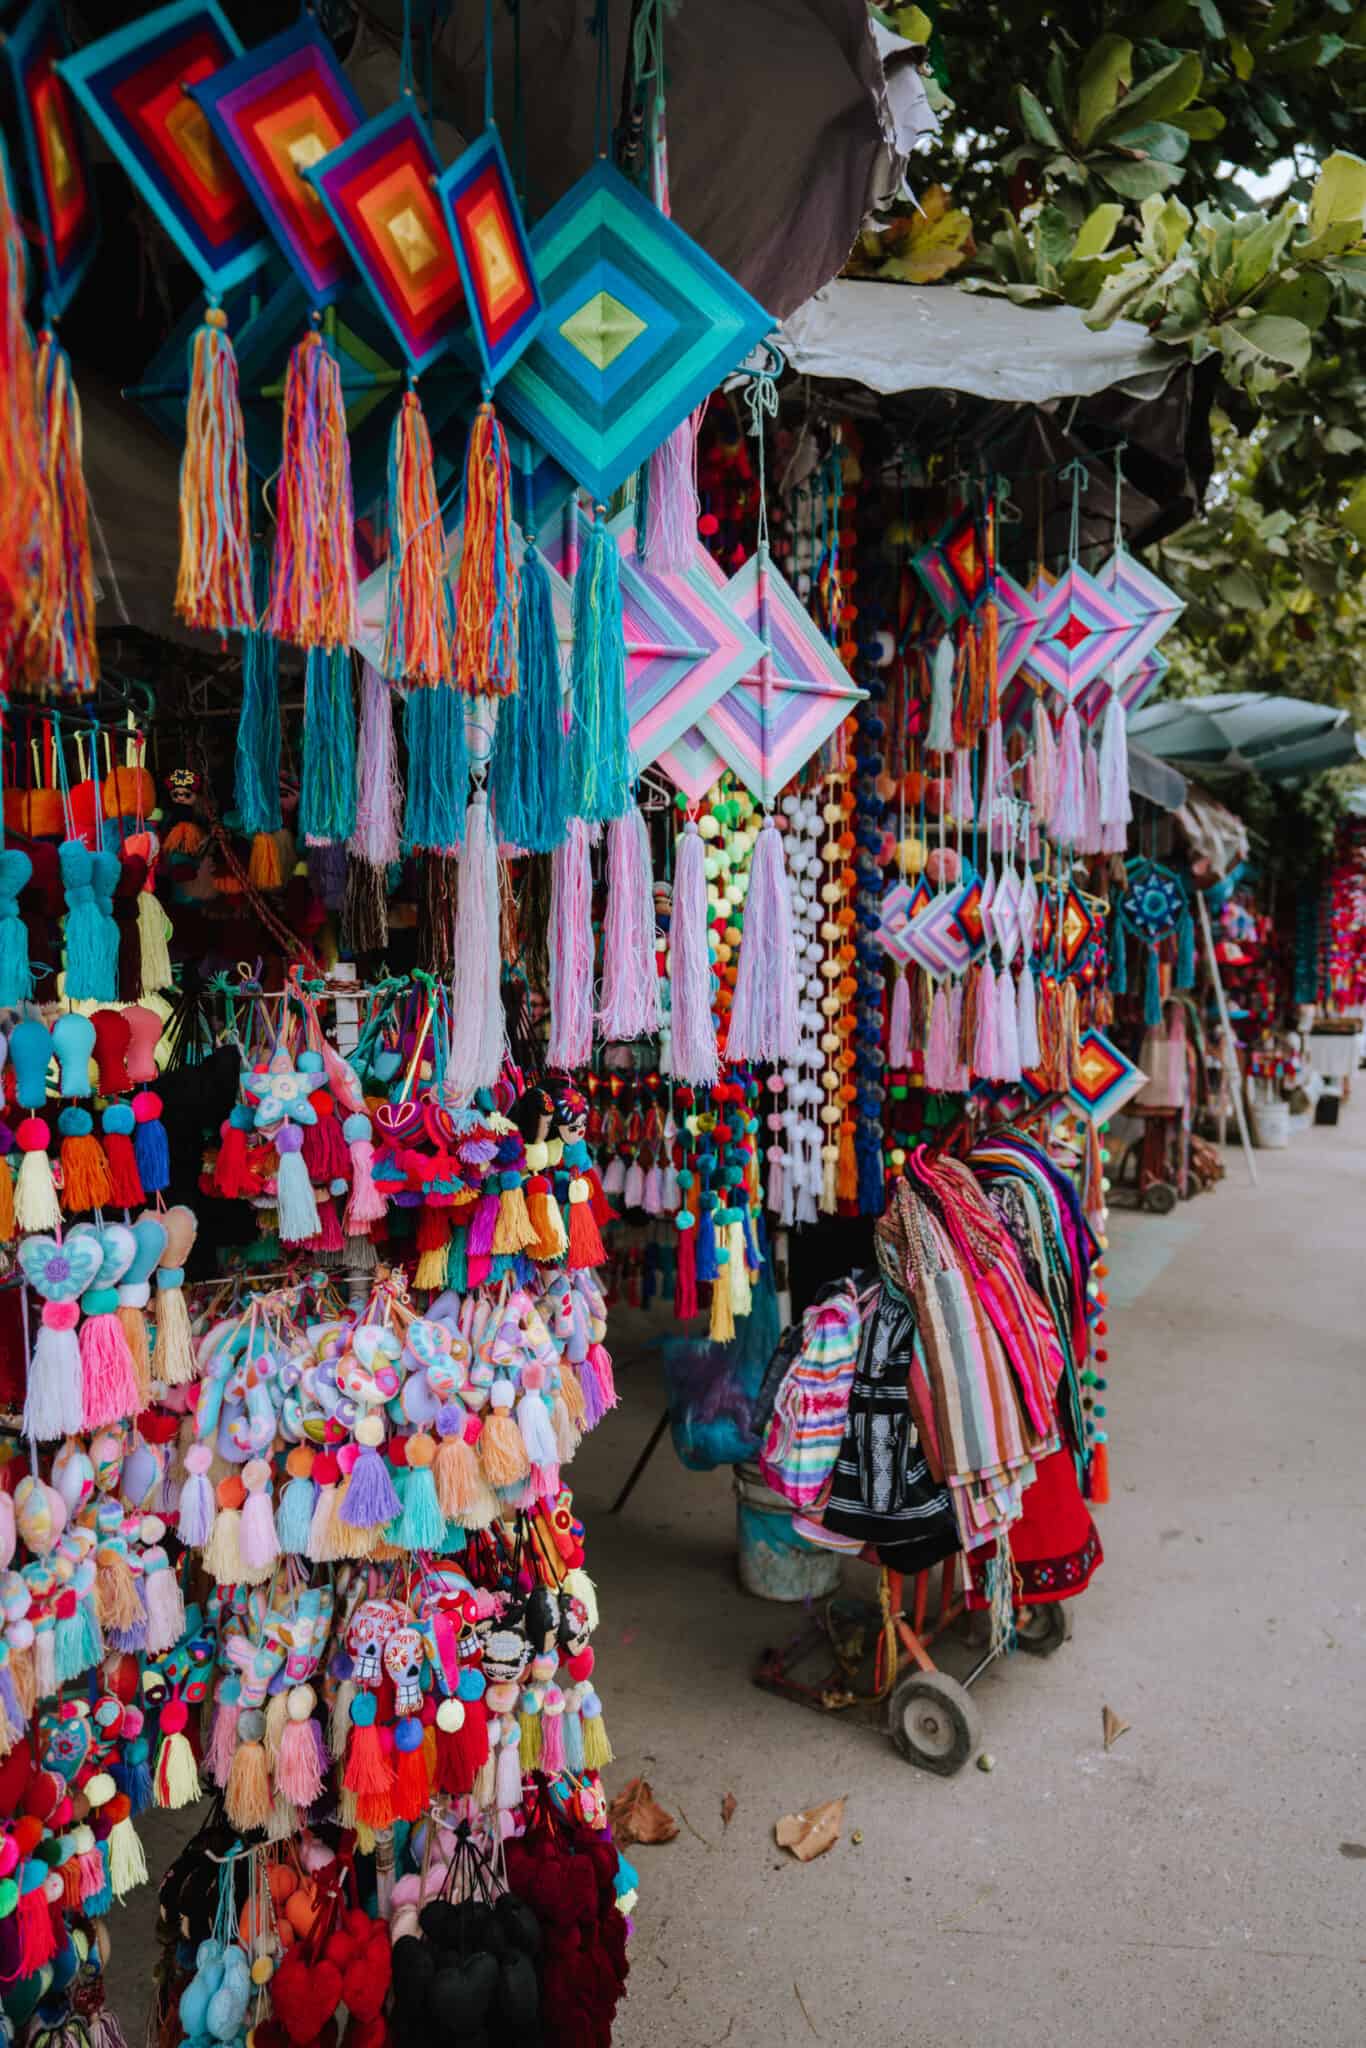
<box><xmin>266</xmin><ymin>327</ymin><xmax>357</xmax><ymax>650</ymax></box>
<box><xmin>383</xmin><ymin>386</ymin><xmax>454</xmax><ymax>685</ymax></box>
<box><xmin>27</xmin><ymin>331</ymin><xmax>98</xmax><ymax>697</ymax></box>
<box><xmin>454</xmin><ymin>400</ymin><xmax>517</xmax><ymax>695</ymax></box>
<box><xmin>175</xmin><ymin>306</ymin><xmax>253</xmax><ymax>635</ymax></box>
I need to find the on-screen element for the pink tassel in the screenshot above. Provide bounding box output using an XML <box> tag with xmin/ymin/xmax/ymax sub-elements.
<box><xmin>669</xmin><ymin>820</ymin><xmax>718</xmax><ymax>1084</ymax></box>
<box><xmin>1017</xmin><ymin>960</ymin><xmax>1041</xmax><ymax>1071</ymax></box>
<box><xmin>80</xmin><ymin>1314</ymin><xmax>140</xmax><ymax>1429</ymax></box>
<box><xmin>580</xmin><ymin>1341</ymin><xmax>618</xmax><ymax>1427</ymax></box>
<box><xmin>995</xmin><ymin>966</ymin><xmax>1021</xmax><ymax>1081</ymax></box>
<box><xmin>322</xmin><ymin>1038</ymin><xmax>364</xmax><ymax>1114</ymax></box>
<box><xmin>984</xmin><ymin>717</ymin><xmax>1006</xmax><ymax>808</ymax></box>
<box><xmin>623</xmin><ymin>1160</ymin><xmax>644</xmax><ymax>1209</ymax></box>
<box><xmin>598</xmin><ymin>808</ymin><xmax>660</xmax><ymax>1041</ymax></box>
<box><xmin>240</xmin><ymin>1463</ymin><xmax>279</xmax><ymax>1569</ymax></box>
<box><xmin>445</xmin><ymin>791</ymin><xmax>505</xmax><ymax>1100</ymax></box>
<box><xmin>206</xmin><ymin>1694</ymin><xmax>240</xmax><ymax>1789</ymax></box>
<box><xmin>1081</xmin><ymin>741</ymin><xmax>1103</xmax><ymax>855</ymax></box>
<box><xmin>925</xmin><ymin>984</ymin><xmax>952</xmax><ymax>1090</ymax></box>
<box><xmin>1099</xmin><ymin>690</ymin><xmax>1131</xmax><ymax>849</ymax></box>
<box><xmin>972</xmin><ymin>960</ymin><xmax>997</xmax><ymax>1079</ymax></box>
<box><xmin>276</xmin><ymin>1715</ymin><xmax>324</xmax><ymax>1808</ymax></box>
<box><xmin>727</xmin><ymin>816</ymin><xmax>798</xmax><ymax>1062</ymax></box>
<box><xmin>601</xmin><ymin>1155</ymin><xmax>626</xmax><ymax>1197</ymax></box>
<box><xmin>889</xmin><ymin>967</ymin><xmax>911</xmax><ymax>1067</ymax></box>
<box><xmin>643</xmin><ymin>411</ymin><xmax>700</xmax><ymax>574</ymax></box>
<box><xmin>539</xmin><ymin>1697</ymin><xmax>566</xmax><ymax>1777</ymax></box>
<box><xmin>1052</xmin><ymin>701</ymin><xmax>1085</xmax><ymax>847</ymax></box>
<box><xmin>951</xmin><ymin>746</ymin><xmax>974</xmax><ymax>824</ymax></box>
<box><xmin>548</xmin><ymin>817</ymin><xmax>595</xmax><ymax>1068</ymax></box>
<box><xmin>642</xmin><ymin>1163</ymin><xmax>663</xmax><ymax>1214</ymax></box>
<box><xmin>350</xmin><ymin>663</ymin><xmax>402</xmax><ymax>867</ymax></box>
<box><xmin>947</xmin><ymin>980</ymin><xmax>970</xmax><ymax>1090</ymax></box>
<box><xmin>1029</xmin><ymin>698</ymin><xmax>1056</xmax><ymax>828</ymax></box>
<box><xmin>346</xmin><ymin>1136</ymin><xmax>386</xmax><ymax>1228</ymax></box>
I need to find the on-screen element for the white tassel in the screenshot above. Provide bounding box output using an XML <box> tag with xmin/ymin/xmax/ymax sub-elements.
<box><xmin>926</xmin><ymin>636</ymin><xmax>955</xmax><ymax>755</ymax></box>
<box><xmin>445</xmin><ymin>790</ymin><xmax>506</xmax><ymax>1101</ymax></box>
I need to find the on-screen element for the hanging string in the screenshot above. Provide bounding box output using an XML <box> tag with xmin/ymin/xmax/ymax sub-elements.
<box><xmin>591</xmin><ymin>0</ymin><xmax>614</xmax><ymax>159</ymax></box>
<box><xmin>1060</xmin><ymin>456</ymin><xmax>1089</xmax><ymax>565</ymax></box>
<box><xmin>743</xmin><ymin>350</ymin><xmax>782</xmax><ymax>556</ymax></box>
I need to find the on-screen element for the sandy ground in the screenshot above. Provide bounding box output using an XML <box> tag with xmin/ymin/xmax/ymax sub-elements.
<box><xmin>106</xmin><ymin>1104</ymin><xmax>1366</xmax><ymax>2048</ymax></box>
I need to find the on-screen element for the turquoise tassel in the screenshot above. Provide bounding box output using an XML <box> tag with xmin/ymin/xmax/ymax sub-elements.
<box><xmin>445</xmin><ymin>1226</ymin><xmax>467</xmax><ymax>1294</ymax></box>
<box><xmin>404</xmin><ymin>683</ymin><xmax>467</xmax><ymax>851</ymax></box>
<box><xmin>1109</xmin><ymin>909</ymin><xmax>1126</xmax><ymax>994</ymax></box>
<box><xmin>276</xmin><ymin>1474</ymin><xmax>315</xmax><ymax>1554</ymax></box>
<box><xmin>60</xmin><ymin>839</ymin><xmax>117</xmax><ymax>1000</ymax></box>
<box><xmin>396</xmin><ymin>1463</ymin><xmax>446</xmax><ymax>1550</ymax></box>
<box><xmin>491</xmin><ymin>540</ymin><xmax>567</xmax><ymax>852</ymax></box>
<box><xmin>235</xmin><ymin>555</ymin><xmax>282</xmax><ymax>836</ymax></box>
<box><xmin>1176</xmin><ymin>904</ymin><xmax>1195</xmax><ymax>990</ymax></box>
<box><xmin>300</xmin><ymin>645</ymin><xmax>356</xmax><ymax>845</ymax></box>
<box><xmin>1143</xmin><ymin>942</ymin><xmax>1163</xmax><ymax>1026</ymax></box>
<box><xmin>567</xmin><ymin>514</ymin><xmax>632</xmax><ymax>822</ymax></box>
<box><xmin>0</xmin><ymin>846</ymin><xmax>32</xmax><ymax>1006</ymax></box>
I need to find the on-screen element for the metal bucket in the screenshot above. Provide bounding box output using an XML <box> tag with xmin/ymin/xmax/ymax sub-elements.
<box><xmin>733</xmin><ymin>1461</ymin><xmax>842</xmax><ymax>1603</ymax></box>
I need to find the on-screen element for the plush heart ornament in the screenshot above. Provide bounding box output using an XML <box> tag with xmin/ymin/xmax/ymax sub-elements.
<box><xmin>270</xmin><ymin>1950</ymin><xmax>342</xmax><ymax>2043</ymax></box>
<box><xmin>18</xmin><ymin>1232</ymin><xmax>104</xmax><ymax>1301</ymax></box>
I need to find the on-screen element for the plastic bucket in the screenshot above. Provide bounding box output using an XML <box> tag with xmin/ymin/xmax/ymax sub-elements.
<box><xmin>1255</xmin><ymin>1099</ymin><xmax>1291</xmax><ymax>1149</ymax></box>
<box><xmin>733</xmin><ymin>1461</ymin><xmax>842</xmax><ymax>1603</ymax></box>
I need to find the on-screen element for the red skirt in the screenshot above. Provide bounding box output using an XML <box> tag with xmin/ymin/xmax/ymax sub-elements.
<box><xmin>968</xmin><ymin>1446</ymin><xmax>1103</xmax><ymax>1606</ymax></box>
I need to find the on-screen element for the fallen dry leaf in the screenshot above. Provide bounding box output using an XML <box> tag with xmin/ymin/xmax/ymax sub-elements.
<box><xmin>721</xmin><ymin>1792</ymin><xmax>737</xmax><ymax>1830</ymax></box>
<box><xmin>608</xmin><ymin>1777</ymin><xmax>679</xmax><ymax>1846</ymax></box>
<box><xmin>1102</xmin><ymin>1705</ymin><xmax>1131</xmax><ymax>1752</ymax></box>
<box><xmin>775</xmin><ymin>1796</ymin><xmax>845</xmax><ymax>1862</ymax></box>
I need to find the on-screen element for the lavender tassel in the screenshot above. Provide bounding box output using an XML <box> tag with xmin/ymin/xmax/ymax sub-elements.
<box><xmin>669</xmin><ymin>819</ymin><xmax>718</xmax><ymax>1084</ymax></box>
<box><xmin>598</xmin><ymin>808</ymin><xmax>660</xmax><ymax>1041</ymax></box>
<box><xmin>727</xmin><ymin>816</ymin><xmax>798</xmax><ymax>1063</ymax></box>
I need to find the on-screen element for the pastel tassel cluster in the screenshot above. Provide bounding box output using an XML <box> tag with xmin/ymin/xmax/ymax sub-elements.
<box><xmin>175</xmin><ymin>307</ymin><xmax>253</xmax><ymax>635</ymax></box>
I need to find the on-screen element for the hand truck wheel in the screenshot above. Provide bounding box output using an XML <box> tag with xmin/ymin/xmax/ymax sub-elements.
<box><xmin>1013</xmin><ymin>1601</ymin><xmax>1073</xmax><ymax>1657</ymax></box>
<box><xmin>888</xmin><ymin>1669</ymin><xmax>980</xmax><ymax>1775</ymax></box>
<box><xmin>1142</xmin><ymin>1179</ymin><xmax>1178</xmax><ymax>1214</ymax></box>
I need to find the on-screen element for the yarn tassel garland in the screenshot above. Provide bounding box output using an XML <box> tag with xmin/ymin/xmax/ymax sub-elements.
<box><xmin>454</xmin><ymin>401</ymin><xmax>517</xmax><ymax>694</ymax></box>
<box><xmin>668</xmin><ymin>820</ymin><xmax>718</xmax><ymax>1084</ymax></box>
<box><xmin>567</xmin><ymin>512</ymin><xmax>631</xmax><ymax>821</ymax></box>
<box><xmin>727</xmin><ymin>816</ymin><xmax>798</xmax><ymax>1062</ymax></box>
<box><xmin>444</xmin><ymin>791</ymin><xmax>505</xmax><ymax>1102</ymax></box>
<box><xmin>300</xmin><ymin>645</ymin><xmax>357</xmax><ymax>845</ymax></box>
<box><xmin>175</xmin><ymin>307</ymin><xmax>253</xmax><ymax>634</ymax></box>
<box><xmin>547</xmin><ymin>818</ymin><xmax>594</xmax><ymax>1069</ymax></box>
<box><xmin>598</xmin><ymin>808</ymin><xmax>660</xmax><ymax>1041</ymax></box>
<box><xmin>382</xmin><ymin>386</ymin><xmax>454</xmax><ymax>685</ymax></box>
<box><xmin>491</xmin><ymin>537</ymin><xmax>567</xmax><ymax>851</ymax></box>
<box><xmin>266</xmin><ymin>327</ymin><xmax>356</xmax><ymax>649</ymax></box>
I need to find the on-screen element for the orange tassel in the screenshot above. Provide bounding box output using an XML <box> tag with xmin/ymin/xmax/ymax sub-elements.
<box><xmin>454</xmin><ymin>400</ymin><xmax>518</xmax><ymax>695</ymax></box>
<box><xmin>382</xmin><ymin>388</ymin><xmax>454</xmax><ymax>685</ymax></box>
<box><xmin>266</xmin><ymin>328</ymin><xmax>356</xmax><ymax>650</ymax></box>
<box><xmin>836</xmin><ymin>1123</ymin><xmax>858</xmax><ymax>1206</ymax></box>
<box><xmin>1089</xmin><ymin>1440</ymin><xmax>1110</xmax><ymax>1505</ymax></box>
<box><xmin>0</xmin><ymin>1158</ymin><xmax>14</xmax><ymax>1242</ymax></box>
<box><xmin>61</xmin><ymin>1132</ymin><xmax>113</xmax><ymax>1214</ymax></box>
<box><xmin>175</xmin><ymin>308</ymin><xmax>253</xmax><ymax>634</ymax></box>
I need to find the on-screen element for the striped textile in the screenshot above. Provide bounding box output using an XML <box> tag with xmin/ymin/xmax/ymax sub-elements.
<box><xmin>760</xmin><ymin>1280</ymin><xmax>866</xmax><ymax>1509</ymax></box>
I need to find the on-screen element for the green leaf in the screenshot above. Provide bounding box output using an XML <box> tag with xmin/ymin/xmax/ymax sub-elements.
<box><xmin>1322</xmin><ymin>425</ymin><xmax>1364</xmax><ymax>453</ymax></box>
<box><xmin>1140</xmin><ymin>191</ymin><xmax>1195</xmax><ymax>265</ymax></box>
<box><xmin>1218</xmin><ymin>565</ymin><xmax>1265</xmax><ymax>608</ymax></box>
<box><xmin>1076</xmin><ymin>34</ymin><xmax>1133</xmax><ymax>148</ymax></box>
<box><xmin>1096</xmin><ymin>159</ymin><xmax>1185</xmax><ymax>200</ymax></box>
<box><xmin>1034</xmin><ymin>204</ymin><xmax>1074</xmax><ymax>276</ymax></box>
<box><xmin>1189</xmin><ymin>0</ymin><xmax>1224</xmax><ymax>32</ymax></box>
<box><xmin>1103</xmin><ymin>119</ymin><xmax>1191</xmax><ymax>163</ymax></box>
<box><xmin>1169</xmin><ymin>106</ymin><xmax>1226</xmax><ymax>140</ymax></box>
<box><xmin>1092</xmin><ymin>53</ymin><xmax>1204</xmax><ymax>142</ymax></box>
<box><xmin>1258</xmin><ymin>269</ymin><xmax>1335</xmax><ymax>330</ymax></box>
<box><xmin>1341</xmin><ymin>479</ymin><xmax>1366</xmax><ymax>540</ymax></box>
<box><xmin>1309</xmin><ymin>152</ymin><xmax>1366</xmax><ymax>241</ymax></box>
<box><xmin>1220</xmin><ymin>312</ymin><xmax>1313</xmax><ymax>389</ymax></box>
<box><xmin>1228</xmin><ymin>33</ymin><xmax>1254</xmax><ymax>78</ymax></box>
<box><xmin>1223</xmin><ymin>207</ymin><xmax>1297</xmax><ymax>305</ymax></box>
<box><xmin>1266</xmin><ymin>32</ymin><xmax>1346</xmax><ymax>69</ymax></box>
<box><xmin>1015</xmin><ymin>84</ymin><xmax>1063</xmax><ymax>150</ymax></box>
<box><xmin>1071</xmin><ymin>202</ymin><xmax>1125</xmax><ymax>262</ymax></box>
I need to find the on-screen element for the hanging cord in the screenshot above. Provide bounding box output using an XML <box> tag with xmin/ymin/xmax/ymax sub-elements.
<box><xmin>1112</xmin><ymin>439</ymin><xmax>1128</xmax><ymax>557</ymax></box>
<box><xmin>591</xmin><ymin>0</ymin><xmax>614</xmax><ymax>159</ymax></box>
<box><xmin>743</xmin><ymin>344</ymin><xmax>783</xmax><ymax>556</ymax></box>
<box><xmin>1060</xmin><ymin>455</ymin><xmax>1090</xmax><ymax>565</ymax></box>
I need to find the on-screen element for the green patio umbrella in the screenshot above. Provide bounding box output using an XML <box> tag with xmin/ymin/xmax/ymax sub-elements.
<box><xmin>1129</xmin><ymin>692</ymin><xmax>1366</xmax><ymax>782</ymax></box>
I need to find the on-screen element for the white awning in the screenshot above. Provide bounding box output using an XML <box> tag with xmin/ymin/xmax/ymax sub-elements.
<box><xmin>778</xmin><ymin>279</ymin><xmax>1176</xmax><ymax>404</ymax></box>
